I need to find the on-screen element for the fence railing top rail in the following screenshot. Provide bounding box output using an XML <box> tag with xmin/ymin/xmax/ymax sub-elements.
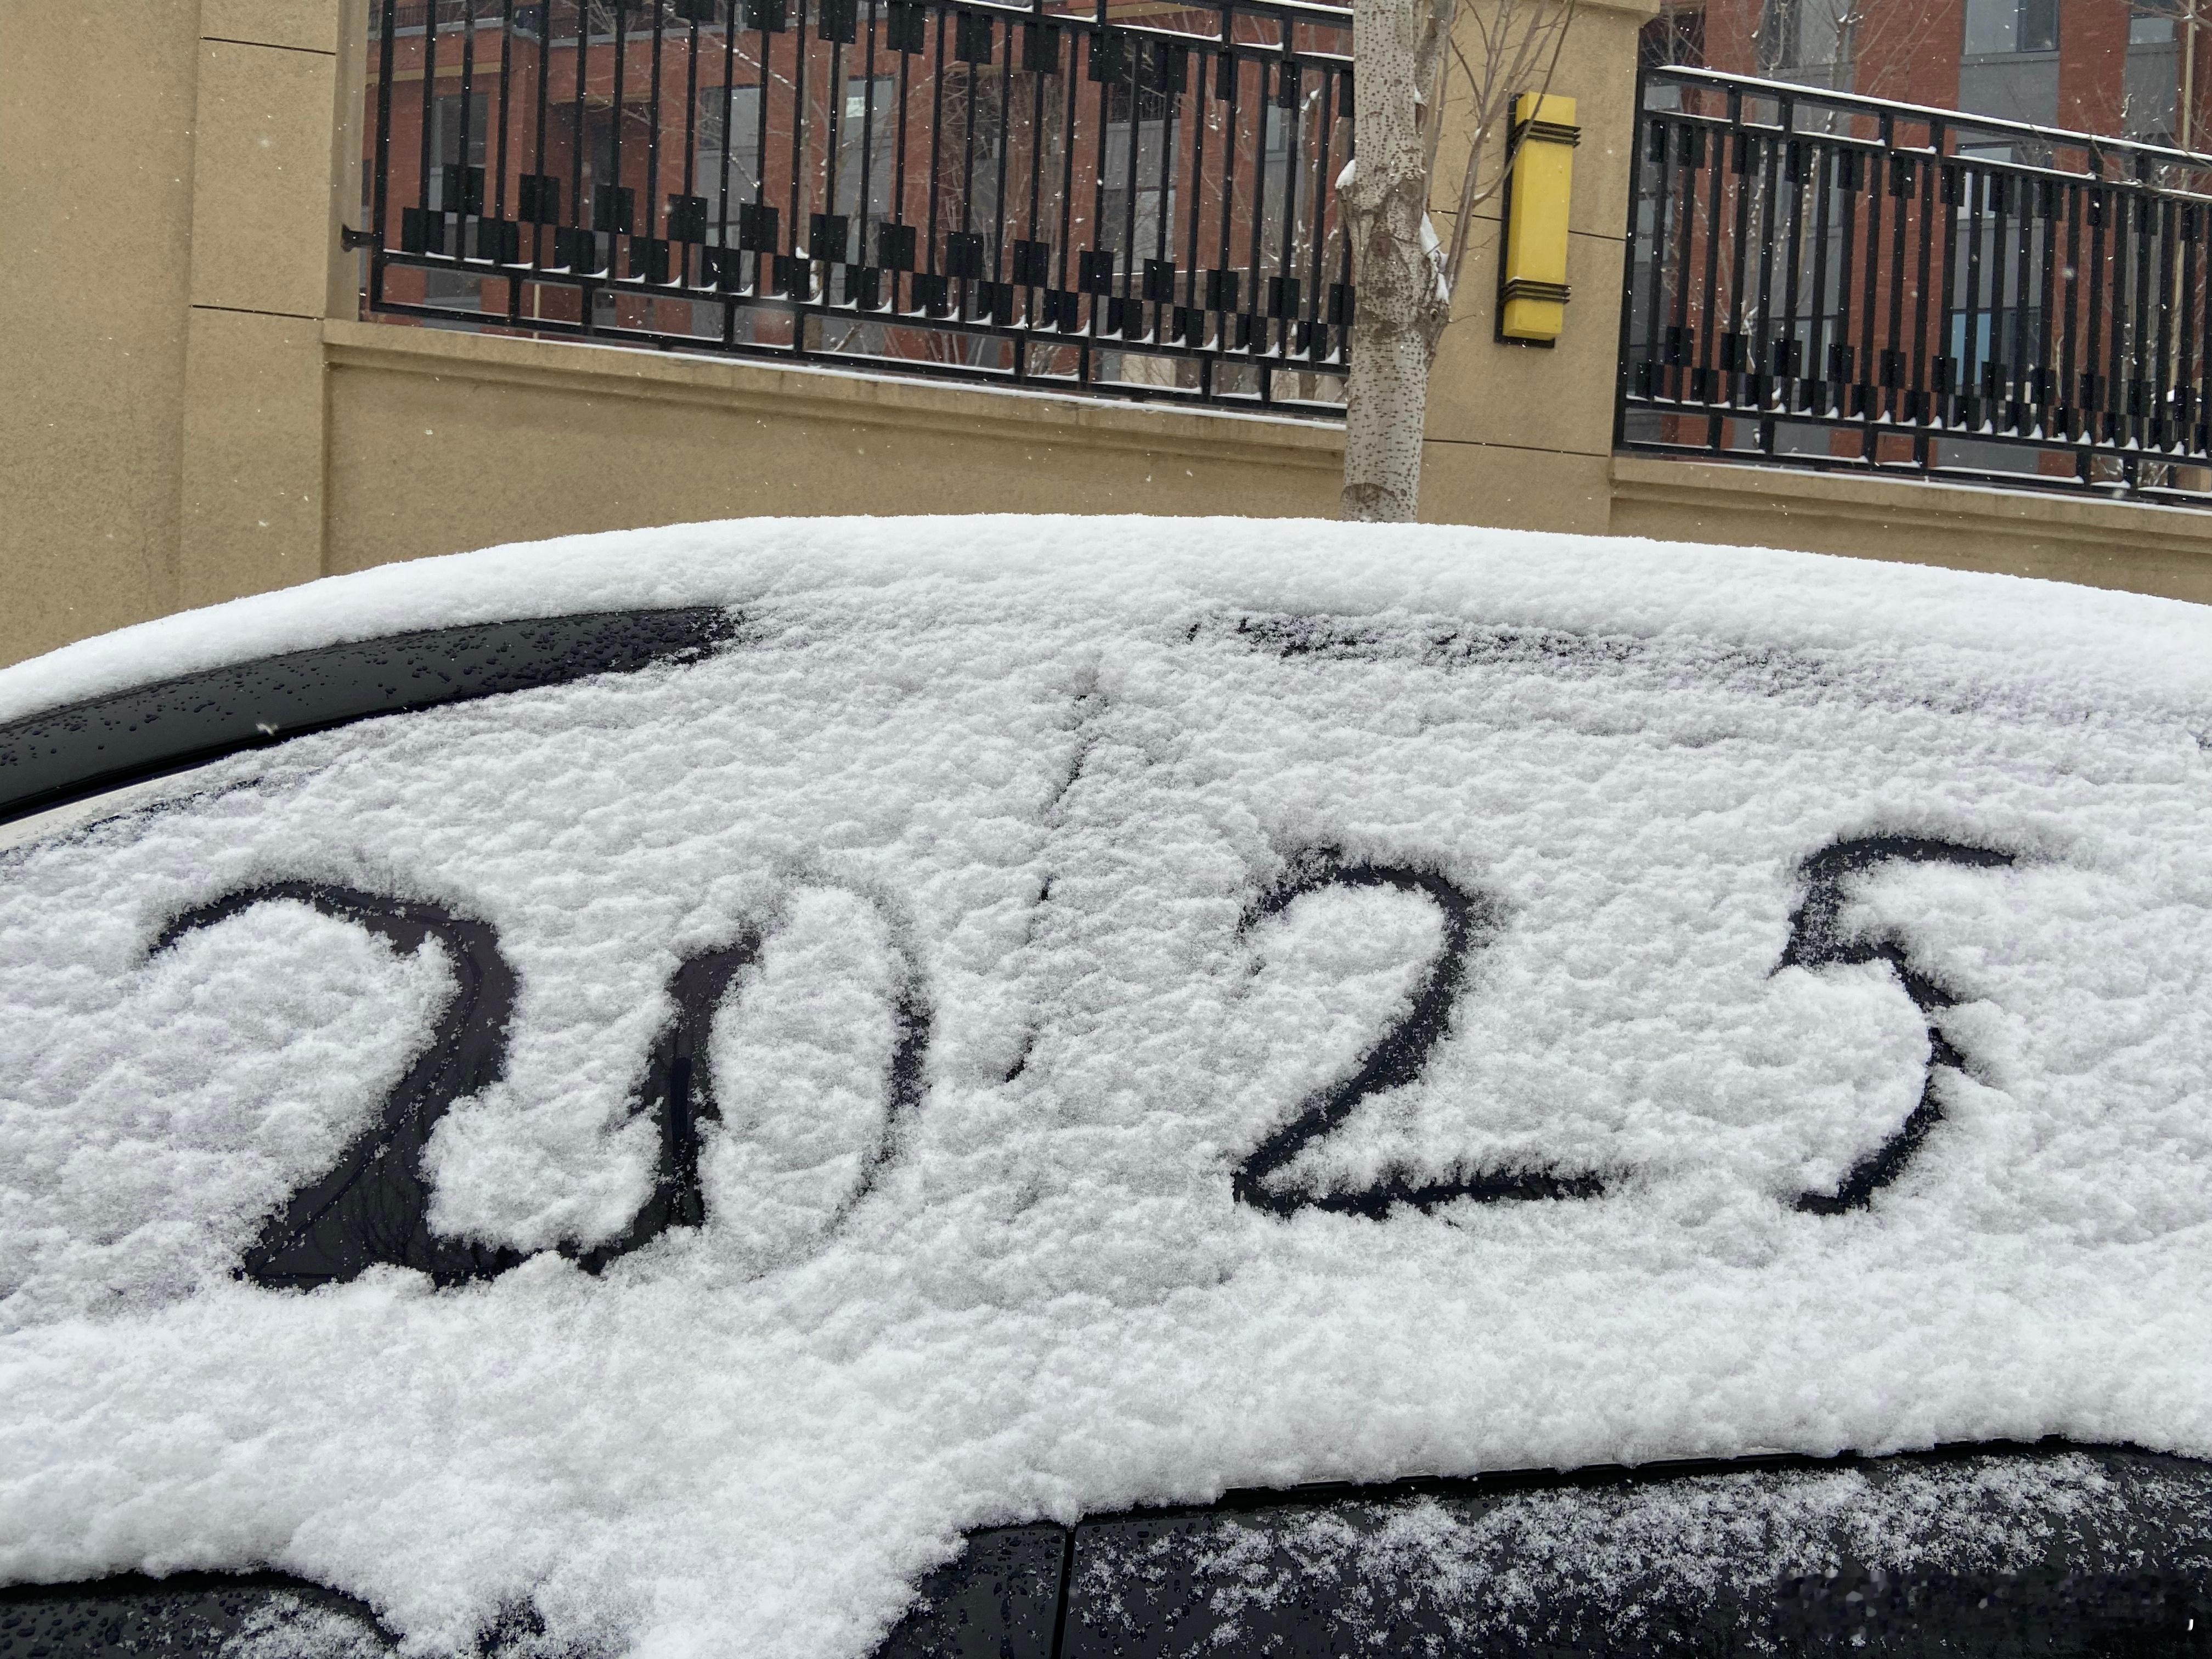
<box><xmin>1644</xmin><ymin>63</ymin><xmax>2212</xmax><ymax>182</ymax></box>
<box><xmin>373</xmin><ymin>0</ymin><xmax>1358</xmax><ymax>42</ymax></box>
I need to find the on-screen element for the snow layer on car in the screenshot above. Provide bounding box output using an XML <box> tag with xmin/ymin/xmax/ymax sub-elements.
<box><xmin>1</xmin><ymin>516</ymin><xmax>2210</xmax><ymax>1659</ymax></box>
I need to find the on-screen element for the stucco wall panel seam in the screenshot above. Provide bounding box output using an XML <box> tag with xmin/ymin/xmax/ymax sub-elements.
<box><xmin>200</xmin><ymin>36</ymin><xmax>336</xmax><ymax>56</ymax></box>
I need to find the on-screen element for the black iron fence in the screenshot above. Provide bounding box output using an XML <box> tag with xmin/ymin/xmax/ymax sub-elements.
<box><xmin>1620</xmin><ymin>64</ymin><xmax>2212</xmax><ymax>504</ymax></box>
<box><xmin>357</xmin><ymin>0</ymin><xmax>1352</xmax><ymax>414</ymax></box>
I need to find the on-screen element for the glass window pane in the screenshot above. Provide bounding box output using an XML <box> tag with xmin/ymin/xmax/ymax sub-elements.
<box><xmin>2132</xmin><ymin>7</ymin><xmax>2179</xmax><ymax>43</ymax></box>
<box><xmin>1963</xmin><ymin>0</ymin><xmax>2018</xmax><ymax>55</ymax></box>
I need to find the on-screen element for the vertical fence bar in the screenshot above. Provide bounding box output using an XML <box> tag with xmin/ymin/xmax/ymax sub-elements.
<box><xmin>494</xmin><ymin>0</ymin><xmax>515</xmax><ymax>319</ymax></box>
<box><xmin>791</xmin><ymin>0</ymin><xmax>810</xmax><ymax>338</ymax></box>
<box><xmin>1859</xmin><ymin>123</ymin><xmax>1888</xmax><ymax>459</ymax></box>
<box><xmin>1826</xmin><ymin>143</ymin><xmax>1853</xmax><ymax>422</ymax></box>
<box><xmin>2112</xmin><ymin>177</ymin><xmax>2135</xmax><ymax>459</ymax></box>
<box><xmin>456</xmin><ymin>0</ymin><xmax>478</xmax><ymax>283</ymax></box>
<box><xmin>1779</xmin><ymin>127</ymin><xmax>1807</xmax><ymax>422</ymax></box>
<box><xmin>416</xmin><ymin>0</ymin><xmax>439</xmax><ymax>258</ymax></box>
<box><xmin>526</xmin><ymin>0</ymin><xmax>551</xmax><ymax>282</ymax></box>
<box><xmin>1216</xmin><ymin>44</ymin><xmax>1240</xmax><ymax>358</ymax></box>
<box><xmin>2190</xmin><ymin>199</ymin><xmax>2205</xmax><ymax>464</ymax></box>
<box><xmin>994</xmin><ymin>16</ymin><xmax>1016</xmax><ymax>317</ymax></box>
<box><xmin>1807</xmin><ymin>134</ymin><xmax>1833</xmax><ymax>419</ymax></box>
<box><xmin>2052</xmin><ymin>176</ymin><xmax>2070</xmax><ymax>449</ymax></box>
<box><xmin>1702</xmin><ymin>104</ymin><xmax>1727</xmax><ymax>445</ymax></box>
<box><xmin>1914</xmin><ymin>127</ymin><xmax>1944</xmax><ymax>471</ymax></box>
<box><xmin>1057</xmin><ymin>13</ymin><xmax>1078</xmax><ymax>312</ymax></box>
<box><xmin>1849</xmin><ymin>133</ymin><xmax>1884</xmax><ymax>458</ymax></box>
<box><xmin>2006</xmin><ymin>165</ymin><xmax>2030</xmax><ymax>432</ymax></box>
<box><xmin>1300</xmin><ymin>65</ymin><xmax>1318</xmax><ymax>367</ymax></box>
<box><xmin>1884</xmin><ymin>135</ymin><xmax>1911</xmax><ymax>439</ymax></box>
<box><xmin>645</xmin><ymin>0</ymin><xmax>664</xmax><ymax>298</ymax></box>
<box><xmin>2034</xmin><ymin>173</ymin><xmax>2058</xmax><ymax>438</ymax></box>
<box><xmin>2157</xmin><ymin>197</ymin><xmax>2177</xmax><ymax>456</ymax></box>
<box><xmin>1670</xmin><ymin>120</ymin><xmax>1701</xmax><ymax>410</ymax></box>
<box><xmin>371</xmin><ymin>0</ymin><xmax>398</xmax><ymax>309</ymax></box>
<box><xmin>1752</xmin><ymin>104</ymin><xmax>1782</xmax><ymax>455</ymax></box>
<box><xmin>1333</xmin><ymin>93</ymin><xmax>1353</xmax><ymax>369</ymax></box>
<box><xmin>1641</xmin><ymin>118</ymin><xmax>1671</xmax><ymax>409</ymax></box>
<box><xmin>2128</xmin><ymin>174</ymin><xmax>2151</xmax><ymax>479</ymax></box>
<box><xmin>1245</xmin><ymin>51</ymin><xmax>1269</xmax><ymax>366</ymax></box>
<box><xmin>1183</xmin><ymin>42</ymin><xmax>1209</xmax><ymax>335</ymax></box>
<box><xmin>568</xmin><ymin>0</ymin><xmax>589</xmax><ymax>292</ymax></box>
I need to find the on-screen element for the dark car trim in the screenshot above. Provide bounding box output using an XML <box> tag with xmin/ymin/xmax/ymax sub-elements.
<box><xmin>10</xmin><ymin>1442</ymin><xmax>2210</xmax><ymax>1658</ymax></box>
<box><xmin>0</xmin><ymin>607</ymin><xmax>735</xmax><ymax>827</ymax></box>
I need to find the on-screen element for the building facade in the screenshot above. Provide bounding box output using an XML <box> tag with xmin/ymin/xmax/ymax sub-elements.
<box><xmin>1651</xmin><ymin>0</ymin><xmax>2208</xmax><ymax>145</ymax></box>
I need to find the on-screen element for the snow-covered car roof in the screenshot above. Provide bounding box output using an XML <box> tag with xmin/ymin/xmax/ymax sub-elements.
<box><xmin>3</xmin><ymin>517</ymin><xmax>2211</xmax><ymax>1658</ymax></box>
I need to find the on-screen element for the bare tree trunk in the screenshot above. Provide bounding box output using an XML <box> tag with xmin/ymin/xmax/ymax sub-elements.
<box><xmin>1340</xmin><ymin>0</ymin><xmax>1451</xmax><ymax>522</ymax></box>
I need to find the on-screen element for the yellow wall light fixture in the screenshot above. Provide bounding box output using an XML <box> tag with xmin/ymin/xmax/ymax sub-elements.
<box><xmin>1497</xmin><ymin>92</ymin><xmax>1579</xmax><ymax>346</ymax></box>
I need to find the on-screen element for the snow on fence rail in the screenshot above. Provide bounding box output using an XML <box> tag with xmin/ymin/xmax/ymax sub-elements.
<box><xmin>1622</xmin><ymin>63</ymin><xmax>2212</xmax><ymax>507</ymax></box>
<box><xmin>358</xmin><ymin>0</ymin><xmax>1352</xmax><ymax>414</ymax></box>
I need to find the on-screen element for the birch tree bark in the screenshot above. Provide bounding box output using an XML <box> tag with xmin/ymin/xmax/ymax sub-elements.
<box><xmin>1339</xmin><ymin>0</ymin><xmax>1452</xmax><ymax>522</ymax></box>
<box><xmin>1336</xmin><ymin>0</ymin><xmax>1578</xmax><ymax>523</ymax></box>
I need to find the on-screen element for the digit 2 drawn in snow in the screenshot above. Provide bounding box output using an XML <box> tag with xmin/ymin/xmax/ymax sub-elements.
<box><xmin>1232</xmin><ymin>853</ymin><xmax>1606</xmax><ymax>1218</ymax></box>
<box><xmin>150</xmin><ymin>881</ymin><xmax>930</xmax><ymax>1290</ymax></box>
<box><xmin>155</xmin><ymin>884</ymin><xmax>529</xmax><ymax>1288</ymax></box>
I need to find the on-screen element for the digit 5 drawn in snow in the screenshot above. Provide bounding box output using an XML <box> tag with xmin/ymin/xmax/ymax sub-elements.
<box><xmin>1779</xmin><ymin>836</ymin><xmax>2017</xmax><ymax>1214</ymax></box>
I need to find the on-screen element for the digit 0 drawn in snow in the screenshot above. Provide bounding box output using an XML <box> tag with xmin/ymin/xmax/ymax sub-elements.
<box><xmin>566</xmin><ymin>934</ymin><xmax>772</xmax><ymax>1265</ymax></box>
<box><xmin>1778</xmin><ymin>836</ymin><xmax>2018</xmax><ymax>1215</ymax></box>
<box><xmin>150</xmin><ymin>882</ymin><xmax>932</xmax><ymax>1289</ymax></box>
<box><xmin>1233</xmin><ymin>853</ymin><xmax>1606</xmax><ymax>1218</ymax></box>
<box><xmin>661</xmin><ymin>884</ymin><xmax>935</xmax><ymax>1267</ymax></box>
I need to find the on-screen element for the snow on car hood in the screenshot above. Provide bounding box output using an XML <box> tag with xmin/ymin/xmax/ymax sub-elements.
<box><xmin>2</xmin><ymin>515</ymin><xmax>2210</xmax><ymax>1658</ymax></box>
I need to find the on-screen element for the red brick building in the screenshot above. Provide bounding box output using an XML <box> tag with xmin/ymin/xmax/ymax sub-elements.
<box><xmin>1647</xmin><ymin>0</ymin><xmax>2210</xmax><ymax>149</ymax></box>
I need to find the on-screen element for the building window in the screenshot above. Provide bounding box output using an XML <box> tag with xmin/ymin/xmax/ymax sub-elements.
<box><xmin>2127</xmin><ymin>3</ymin><xmax>2183</xmax><ymax>140</ymax></box>
<box><xmin>1959</xmin><ymin>0</ymin><xmax>2058</xmax><ymax>125</ymax></box>
<box><xmin>833</xmin><ymin>76</ymin><xmax>899</xmax><ymax>241</ymax></box>
<box><xmin>2133</xmin><ymin>7</ymin><xmax>2180</xmax><ymax>44</ymax></box>
<box><xmin>427</xmin><ymin>92</ymin><xmax>488</xmax><ymax>212</ymax></box>
<box><xmin>426</xmin><ymin>93</ymin><xmax>488</xmax><ymax>308</ymax></box>
<box><xmin>1101</xmin><ymin>78</ymin><xmax>1177</xmax><ymax>259</ymax></box>
<box><xmin>1962</xmin><ymin>0</ymin><xmax>2058</xmax><ymax>57</ymax></box>
<box><xmin>1639</xmin><ymin>5</ymin><xmax>1706</xmax><ymax>70</ymax></box>
<box><xmin>1753</xmin><ymin>0</ymin><xmax>1853</xmax><ymax>92</ymax></box>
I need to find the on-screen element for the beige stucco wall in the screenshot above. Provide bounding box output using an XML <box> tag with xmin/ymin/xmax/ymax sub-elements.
<box><xmin>322</xmin><ymin>324</ymin><xmax>1343</xmax><ymax>574</ymax></box>
<box><xmin>1612</xmin><ymin>456</ymin><xmax>2212</xmax><ymax>605</ymax></box>
<box><xmin>4</xmin><ymin>0</ymin><xmax>2211</xmax><ymax>676</ymax></box>
<box><xmin>0</xmin><ymin>1</ymin><xmax>201</xmax><ymax>658</ymax></box>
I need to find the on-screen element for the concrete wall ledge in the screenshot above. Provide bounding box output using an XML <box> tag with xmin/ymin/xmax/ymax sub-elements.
<box><xmin>322</xmin><ymin>319</ymin><xmax>1347</xmax><ymax>472</ymax></box>
<box><xmin>1610</xmin><ymin>453</ymin><xmax>2212</xmax><ymax>604</ymax></box>
<box><xmin>320</xmin><ymin>318</ymin><xmax>1350</xmax><ymax>577</ymax></box>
